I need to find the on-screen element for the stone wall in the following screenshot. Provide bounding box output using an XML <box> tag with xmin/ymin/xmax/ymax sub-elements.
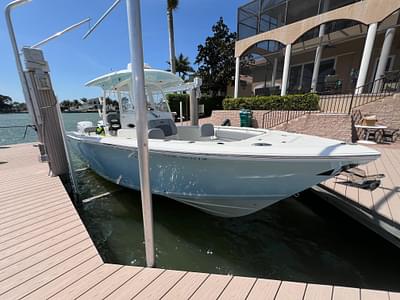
<box><xmin>356</xmin><ymin>94</ymin><xmax>400</xmax><ymax>130</ymax></box>
<box><xmin>204</xmin><ymin>110</ymin><xmax>271</xmax><ymax>128</ymax></box>
<box><xmin>274</xmin><ymin>113</ymin><xmax>353</xmax><ymax>142</ymax></box>
<box><xmin>199</xmin><ymin>94</ymin><xmax>399</xmax><ymax>142</ymax></box>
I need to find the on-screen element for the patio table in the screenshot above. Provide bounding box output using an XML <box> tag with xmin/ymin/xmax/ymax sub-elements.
<box><xmin>355</xmin><ymin>124</ymin><xmax>387</xmax><ymax>143</ymax></box>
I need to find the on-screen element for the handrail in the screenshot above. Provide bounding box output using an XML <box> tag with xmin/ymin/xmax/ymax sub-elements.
<box><xmin>262</xmin><ymin>71</ymin><xmax>400</xmax><ymax>129</ymax></box>
<box><xmin>262</xmin><ymin>109</ymin><xmax>311</xmax><ymax>129</ymax></box>
<box><xmin>318</xmin><ymin>70</ymin><xmax>400</xmax><ymax>114</ymax></box>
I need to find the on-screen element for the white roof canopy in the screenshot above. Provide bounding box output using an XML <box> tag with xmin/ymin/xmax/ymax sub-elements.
<box><xmin>85</xmin><ymin>67</ymin><xmax>186</xmax><ymax>91</ymax></box>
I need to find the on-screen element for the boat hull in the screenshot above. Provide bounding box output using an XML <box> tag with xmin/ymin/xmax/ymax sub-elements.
<box><xmin>67</xmin><ymin>134</ymin><xmax>366</xmax><ymax>217</ymax></box>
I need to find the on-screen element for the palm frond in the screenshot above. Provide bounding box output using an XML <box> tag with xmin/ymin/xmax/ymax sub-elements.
<box><xmin>167</xmin><ymin>0</ymin><xmax>179</xmax><ymax>10</ymax></box>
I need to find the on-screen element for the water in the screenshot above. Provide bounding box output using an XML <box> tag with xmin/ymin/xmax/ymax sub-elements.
<box><xmin>0</xmin><ymin>112</ymin><xmax>100</xmax><ymax>145</ymax></box>
<box><xmin>2</xmin><ymin>112</ymin><xmax>400</xmax><ymax>291</ymax></box>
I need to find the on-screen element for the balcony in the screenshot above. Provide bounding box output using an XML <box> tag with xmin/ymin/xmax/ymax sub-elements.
<box><xmin>238</xmin><ymin>0</ymin><xmax>362</xmax><ymax>40</ymax></box>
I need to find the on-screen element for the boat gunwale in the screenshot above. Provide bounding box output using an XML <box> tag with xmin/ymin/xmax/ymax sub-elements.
<box><xmin>67</xmin><ymin>133</ymin><xmax>381</xmax><ymax>162</ymax></box>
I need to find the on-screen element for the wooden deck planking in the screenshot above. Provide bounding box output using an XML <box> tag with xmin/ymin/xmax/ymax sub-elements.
<box><xmin>0</xmin><ymin>248</ymin><xmax>99</xmax><ymax>300</ymax></box>
<box><xmin>77</xmin><ymin>265</ymin><xmax>143</xmax><ymax>299</ymax></box>
<box><xmin>162</xmin><ymin>272</ymin><xmax>209</xmax><ymax>299</ymax></box>
<box><xmin>0</xmin><ymin>223</ymin><xmax>84</xmax><ymax>262</ymax></box>
<box><xmin>275</xmin><ymin>281</ymin><xmax>307</xmax><ymax>300</ymax></box>
<box><xmin>0</xmin><ymin>142</ymin><xmax>398</xmax><ymax>299</ymax></box>
<box><xmin>0</xmin><ymin>210</ymin><xmax>77</xmax><ymax>244</ymax></box>
<box><xmin>368</xmin><ymin>162</ymin><xmax>393</xmax><ymax>221</ymax></box>
<box><xmin>332</xmin><ymin>286</ymin><xmax>360</xmax><ymax>300</ymax></box>
<box><xmin>0</xmin><ymin>226</ymin><xmax>86</xmax><ymax>271</ymax></box>
<box><xmin>0</xmin><ymin>206</ymin><xmax>76</xmax><ymax>236</ymax></box>
<box><xmin>246</xmin><ymin>278</ymin><xmax>281</xmax><ymax>299</ymax></box>
<box><xmin>0</xmin><ymin>240</ymin><xmax>95</xmax><ymax>296</ymax></box>
<box><xmin>0</xmin><ymin>202</ymin><xmax>72</xmax><ymax>231</ymax></box>
<box><xmin>133</xmin><ymin>269</ymin><xmax>186</xmax><ymax>299</ymax></box>
<box><xmin>389</xmin><ymin>292</ymin><xmax>400</xmax><ymax>300</ymax></box>
<box><xmin>0</xmin><ymin>215</ymin><xmax>80</xmax><ymax>251</ymax></box>
<box><xmin>0</xmin><ymin>232</ymin><xmax>89</xmax><ymax>281</ymax></box>
<box><xmin>378</xmin><ymin>149</ymin><xmax>400</xmax><ymax>221</ymax></box>
<box><xmin>361</xmin><ymin>289</ymin><xmax>390</xmax><ymax>300</ymax></box>
<box><xmin>23</xmin><ymin>256</ymin><xmax>103</xmax><ymax>300</ymax></box>
<box><xmin>304</xmin><ymin>284</ymin><xmax>333</xmax><ymax>300</ymax></box>
<box><xmin>49</xmin><ymin>264</ymin><xmax>122</xmax><ymax>299</ymax></box>
<box><xmin>189</xmin><ymin>274</ymin><xmax>233</xmax><ymax>300</ymax></box>
<box><xmin>320</xmin><ymin>144</ymin><xmax>400</xmax><ymax>246</ymax></box>
<box><xmin>105</xmin><ymin>268</ymin><xmax>165</xmax><ymax>299</ymax></box>
<box><xmin>218</xmin><ymin>276</ymin><xmax>256</xmax><ymax>300</ymax></box>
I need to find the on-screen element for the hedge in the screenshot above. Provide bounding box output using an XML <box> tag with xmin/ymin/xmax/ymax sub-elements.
<box><xmin>166</xmin><ymin>94</ymin><xmax>189</xmax><ymax>119</ymax></box>
<box><xmin>222</xmin><ymin>93</ymin><xmax>320</xmax><ymax>111</ymax></box>
<box><xmin>166</xmin><ymin>94</ymin><xmax>224</xmax><ymax>118</ymax></box>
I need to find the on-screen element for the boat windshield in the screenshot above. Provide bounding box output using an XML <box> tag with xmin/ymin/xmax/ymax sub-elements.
<box><xmin>146</xmin><ymin>84</ymin><xmax>170</xmax><ymax>112</ymax></box>
<box><xmin>114</xmin><ymin>82</ymin><xmax>170</xmax><ymax>113</ymax></box>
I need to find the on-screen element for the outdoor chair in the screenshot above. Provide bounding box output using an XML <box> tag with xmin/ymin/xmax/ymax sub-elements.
<box><xmin>382</xmin><ymin>129</ymin><xmax>399</xmax><ymax>143</ymax></box>
<box><xmin>363</xmin><ymin>128</ymin><xmax>398</xmax><ymax>143</ymax></box>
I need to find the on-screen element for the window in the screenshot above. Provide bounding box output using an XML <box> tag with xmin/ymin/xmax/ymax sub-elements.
<box><xmin>286</xmin><ymin>0</ymin><xmax>320</xmax><ymax>25</ymax></box>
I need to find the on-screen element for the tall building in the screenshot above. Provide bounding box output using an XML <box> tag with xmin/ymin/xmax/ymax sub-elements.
<box><xmin>233</xmin><ymin>0</ymin><xmax>400</xmax><ymax>97</ymax></box>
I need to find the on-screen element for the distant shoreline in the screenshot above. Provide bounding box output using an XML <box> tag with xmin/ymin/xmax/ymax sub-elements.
<box><xmin>0</xmin><ymin>111</ymin><xmax>99</xmax><ymax>114</ymax></box>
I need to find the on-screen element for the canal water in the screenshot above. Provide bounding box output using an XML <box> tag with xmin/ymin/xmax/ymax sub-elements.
<box><xmin>1</xmin><ymin>112</ymin><xmax>400</xmax><ymax>291</ymax></box>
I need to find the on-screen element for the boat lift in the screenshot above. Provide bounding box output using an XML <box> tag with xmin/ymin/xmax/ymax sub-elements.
<box><xmin>5</xmin><ymin>0</ymin><xmax>203</xmax><ymax>268</ymax></box>
<box><xmin>5</xmin><ymin>0</ymin><xmax>91</xmax><ymax>193</ymax></box>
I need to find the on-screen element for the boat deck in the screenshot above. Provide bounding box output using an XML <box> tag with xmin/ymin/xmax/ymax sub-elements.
<box><xmin>1</xmin><ymin>143</ymin><xmax>399</xmax><ymax>299</ymax></box>
<box><xmin>319</xmin><ymin>143</ymin><xmax>400</xmax><ymax>247</ymax></box>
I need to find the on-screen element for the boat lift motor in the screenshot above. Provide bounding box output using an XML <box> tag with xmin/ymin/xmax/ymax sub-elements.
<box><xmin>341</xmin><ymin>167</ymin><xmax>385</xmax><ymax>191</ymax></box>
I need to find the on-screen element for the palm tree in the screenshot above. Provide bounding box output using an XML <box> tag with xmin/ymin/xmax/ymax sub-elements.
<box><xmin>167</xmin><ymin>0</ymin><xmax>178</xmax><ymax>74</ymax></box>
<box><xmin>175</xmin><ymin>53</ymin><xmax>194</xmax><ymax>79</ymax></box>
<box><xmin>166</xmin><ymin>53</ymin><xmax>194</xmax><ymax>80</ymax></box>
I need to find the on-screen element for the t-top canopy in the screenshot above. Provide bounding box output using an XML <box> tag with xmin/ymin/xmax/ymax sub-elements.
<box><xmin>85</xmin><ymin>66</ymin><xmax>184</xmax><ymax>91</ymax></box>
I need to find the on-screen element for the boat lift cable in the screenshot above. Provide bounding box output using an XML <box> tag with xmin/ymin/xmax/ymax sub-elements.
<box><xmin>82</xmin><ymin>0</ymin><xmax>121</xmax><ymax>40</ymax></box>
<box><xmin>31</xmin><ymin>18</ymin><xmax>91</xmax><ymax>49</ymax></box>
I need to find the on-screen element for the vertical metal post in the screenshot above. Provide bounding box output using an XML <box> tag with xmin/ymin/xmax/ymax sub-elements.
<box><xmin>55</xmin><ymin>102</ymin><xmax>79</xmax><ymax>198</ymax></box>
<box><xmin>348</xmin><ymin>93</ymin><xmax>355</xmax><ymax>115</ymax></box>
<box><xmin>179</xmin><ymin>101</ymin><xmax>183</xmax><ymax>125</ymax></box>
<box><xmin>190</xmin><ymin>88</ymin><xmax>198</xmax><ymax>126</ymax></box>
<box><xmin>281</xmin><ymin>44</ymin><xmax>292</xmax><ymax>96</ymax></box>
<box><xmin>102</xmin><ymin>93</ymin><xmax>107</xmax><ymax>129</ymax></box>
<box><xmin>126</xmin><ymin>0</ymin><xmax>155</xmax><ymax>267</ymax></box>
<box><xmin>5</xmin><ymin>0</ymin><xmax>37</xmax><ymax>129</ymax></box>
<box><xmin>234</xmin><ymin>56</ymin><xmax>240</xmax><ymax>98</ymax></box>
<box><xmin>355</xmin><ymin>23</ymin><xmax>378</xmax><ymax>95</ymax></box>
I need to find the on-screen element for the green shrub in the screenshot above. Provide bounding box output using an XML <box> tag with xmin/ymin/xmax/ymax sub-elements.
<box><xmin>222</xmin><ymin>93</ymin><xmax>320</xmax><ymax>111</ymax></box>
<box><xmin>166</xmin><ymin>94</ymin><xmax>190</xmax><ymax>119</ymax></box>
<box><xmin>199</xmin><ymin>96</ymin><xmax>224</xmax><ymax>116</ymax></box>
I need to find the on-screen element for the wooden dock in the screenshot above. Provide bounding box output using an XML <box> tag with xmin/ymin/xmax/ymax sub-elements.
<box><xmin>1</xmin><ymin>143</ymin><xmax>400</xmax><ymax>299</ymax></box>
<box><xmin>318</xmin><ymin>143</ymin><xmax>400</xmax><ymax>248</ymax></box>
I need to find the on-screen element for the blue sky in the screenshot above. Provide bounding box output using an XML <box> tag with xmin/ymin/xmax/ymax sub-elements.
<box><xmin>0</xmin><ymin>0</ymin><xmax>246</xmax><ymax>102</ymax></box>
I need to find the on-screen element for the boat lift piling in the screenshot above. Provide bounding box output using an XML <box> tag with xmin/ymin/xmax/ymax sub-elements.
<box><xmin>82</xmin><ymin>0</ymin><xmax>156</xmax><ymax>267</ymax></box>
<box><xmin>179</xmin><ymin>101</ymin><xmax>183</xmax><ymax>125</ymax></box>
<box><xmin>126</xmin><ymin>0</ymin><xmax>155</xmax><ymax>268</ymax></box>
<box><xmin>190</xmin><ymin>77</ymin><xmax>202</xmax><ymax>126</ymax></box>
<box><xmin>5</xmin><ymin>0</ymin><xmax>90</xmax><ymax>197</ymax></box>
